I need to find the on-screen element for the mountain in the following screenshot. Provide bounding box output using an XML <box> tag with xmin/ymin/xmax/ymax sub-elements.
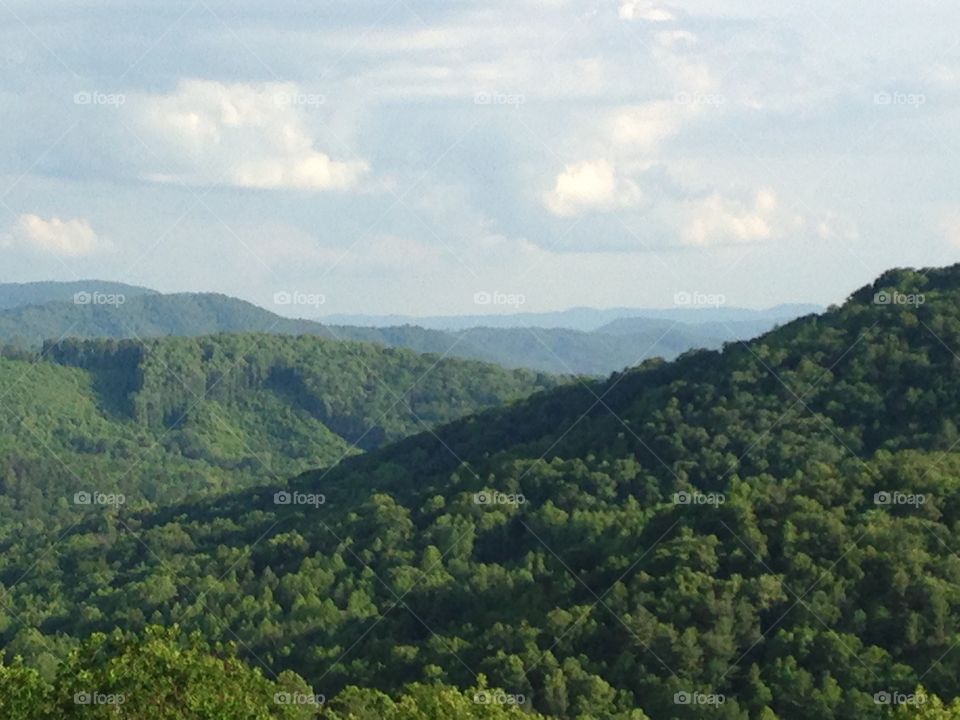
<box><xmin>322</xmin><ymin>303</ymin><xmax>823</xmax><ymax>332</ymax></box>
<box><xmin>0</xmin><ymin>292</ymin><xmax>325</xmax><ymax>346</ymax></box>
<box><xmin>0</xmin><ymin>333</ymin><xmax>557</xmax><ymax>515</ymax></box>
<box><xmin>0</xmin><ymin>265</ymin><xmax>957</xmax><ymax>718</ymax></box>
<box><xmin>0</xmin><ymin>280</ymin><xmax>156</xmax><ymax>310</ymax></box>
<box><xmin>595</xmin><ymin>315</ymin><xmax>801</xmax><ymax>339</ymax></box>
<box><xmin>447</xmin><ymin>325</ymin><xmax>716</xmax><ymax>376</ymax></box>
<box><xmin>0</xmin><ymin>286</ymin><xmax>815</xmax><ymax>375</ymax></box>
<box><xmin>323</xmin><ymin>307</ymin><xmax>645</xmax><ymax>331</ymax></box>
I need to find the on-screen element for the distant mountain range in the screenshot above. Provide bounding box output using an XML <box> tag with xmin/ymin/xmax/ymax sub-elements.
<box><xmin>322</xmin><ymin>304</ymin><xmax>821</xmax><ymax>331</ymax></box>
<box><xmin>0</xmin><ymin>281</ymin><xmax>821</xmax><ymax>375</ymax></box>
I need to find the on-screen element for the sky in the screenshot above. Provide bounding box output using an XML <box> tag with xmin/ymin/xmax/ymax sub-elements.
<box><xmin>0</xmin><ymin>0</ymin><xmax>957</xmax><ymax>317</ymax></box>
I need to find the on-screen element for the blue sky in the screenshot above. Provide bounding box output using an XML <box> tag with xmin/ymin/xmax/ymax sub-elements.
<box><xmin>0</xmin><ymin>0</ymin><xmax>957</xmax><ymax>316</ymax></box>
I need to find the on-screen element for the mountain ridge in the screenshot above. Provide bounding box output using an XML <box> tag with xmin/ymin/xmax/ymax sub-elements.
<box><xmin>320</xmin><ymin>303</ymin><xmax>823</xmax><ymax>331</ymax></box>
<box><xmin>0</xmin><ymin>264</ymin><xmax>955</xmax><ymax>718</ymax></box>
<box><xmin>0</xmin><ymin>283</ymin><xmax>816</xmax><ymax>375</ymax></box>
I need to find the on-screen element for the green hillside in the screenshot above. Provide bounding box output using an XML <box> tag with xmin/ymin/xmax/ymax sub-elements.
<box><xmin>0</xmin><ymin>266</ymin><xmax>957</xmax><ymax>717</ymax></box>
<box><xmin>0</xmin><ymin>292</ymin><xmax>323</xmax><ymax>346</ymax></box>
<box><xmin>0</xmin><ymin>333</ymin><xmax>556</xmax><ymax>520</ymax></box>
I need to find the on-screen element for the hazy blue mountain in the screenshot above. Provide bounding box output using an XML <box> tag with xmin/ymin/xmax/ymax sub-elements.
<box><xmin>0</xmin><ymin>284</ymin><xmax>817</xmax><ymax>375</ymax></box>
<box><xmin>321</xmin><ymin>303</ymin><xmax>823</xmax><ymax>331</ymax></box>
<box><xmin>446</xmin><ymin>325</ymin><xmax>712</xmax><ymax>375</ymax></box>
<box><xmin>323</xmin><ymin>307</ymin><xmax>643</xmax><ymax>331</ymax></box>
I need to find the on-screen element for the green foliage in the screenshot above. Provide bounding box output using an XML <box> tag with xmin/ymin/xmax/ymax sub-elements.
<box><xmin>2</xmin><ymin>266</ymin><xmax>960</xmax><ymax>717</ymax></box>
<box><xmin>0</xmin><ymin>626</ymin><xmax>317</xmax><ymax>719</ymax></box>
<box><xmin>893</xmin><ymin>688</ymin><xmax>960</xmax><ymax>718</ymax></box>
<box><xmin>0</xmin><ymin>627</ymin><xmax>563</xmax><ymax>719</ymax></box>
<box><xmin>0</xmin><ymin>331</ymin><xmax>554</xmax><ymax>517</ymax></box>
<box><xmin>321</xmin><ymin>680</ymin><xmax>556</xmax><ymax>719</ymax></box>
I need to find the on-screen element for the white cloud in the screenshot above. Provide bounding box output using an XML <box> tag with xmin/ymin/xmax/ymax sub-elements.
<box><xmin>942</xmin><ymin>212</ymin><xmax>960</xmax><ymax>248</ymax></box>
<box><xmin>138</xmin><ymin>80</ymin><xmax>368</xmax><ymax>191</ymax></box>
<box><xmin>651</xmin><ymin>37</ymin><xmax>716</xmax><ymax>96</ymax></box>
<box><xmin>656</xmin><ymin>30</ymin><xmax>698</xmax><ymax>48</ymax></box>
<box><xmin>7</xmin><ymin>215</ymin><xmax>104</xmax><ymax>256</ymax></box>
<box><xmin>618</xmin><ymin>1</ymin><xmax>674</xmax><ymax>22</ymax></box>
<box><xmin>681</xmin><ymin>189</ymin><xmax>781</xmax><ymax>246</ymax></box>
<box><xmin>610</xmin><ymin>101</ymin><xmax>686</xmax><ymax>153</ymax></box>
<box><xmin>544</xmin><ymin>160</ymin><xmax>642</xmax><ymax>216</ymax></box>
<box><xmin>816</xmin><ymin>212</ymin><xmax>859</xmax><ymax>242</ymax></box>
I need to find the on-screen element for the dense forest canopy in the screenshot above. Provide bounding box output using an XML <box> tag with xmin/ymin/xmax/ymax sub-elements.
<box><xmin>0</xmin><ymin>332</ymin><xmax>557</xmax><ymax>518</ymax></box>
<box><xmin>2</xmin><ymin>266</ymin><xmax>960</xmax><ymax>717</ymax></box>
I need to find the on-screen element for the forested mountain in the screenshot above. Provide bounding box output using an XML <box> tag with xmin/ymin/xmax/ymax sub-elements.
<box><xmin>0</xmin><ymin>333</ymin><xmax>556</xmax><ymax>515</ymax></box>
<box><xmin>445</xmin><ymin>325</ymin><xmax>715</xmax><ymax>376</ymax></box>
<box><xmin>0</xmin><ymin>266</ymin><xmax>958</xmax><ymax>718</ymax></box>
<box><xmin>0</xmin><ymin>280</ymin><xmax>156</xmax><ymax>309</ymax></box>
<box><xmin>0</xmin><ymin>286</ymin><xmax>810</xmax><ymax>375</ymax></box>
<box><xmin>0</xmin><ymin>292</ymin><xmax>327</xmax><ymax>346</ymax></box>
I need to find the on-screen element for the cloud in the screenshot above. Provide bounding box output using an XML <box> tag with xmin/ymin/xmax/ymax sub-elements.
<box><xmin>138</xmin><ymin>80</ymin><xmax>368</xmax><ymax>191</ymax></box>
<box><xmin>656</xmin><ymin>30</ymin><xmax>698</xmax><ymax>48</ymax></box>
<box><xmin>540</xmin><ymin>33</ymin><xmax>721</xmax><ymax>221</ymax></box>
<box><xmin>544</xmin><ymin>160</ymin><xmax>642</xmax><ymax>216</ymax></box>
<box><xmin>816</xmin><ymin>212</ymin><xmax>859</xmax><ymax>242</ymax></box>
<box><xmin>942</xmin><ymin>212</ymin><xmax>960</xmax><ymax>248</ymax></box>
<box><xmin>651</xmin><ymin>34</ymin><xmax>716</xmax><ymax>96</ymax></box>
<box><xmin>681</xmin><ymin>189</ymin><xmax>781</xmax><ymax>246</ymax></box>
<box><xmin>542</xmin><ymin>102</ymin><xmax>687</xmax><ymax>220</ymax></box>
<box><xmin>7</xmin><ymin>215</ymin><xmax>104</xmax><ymax>256</ymax></box>
<box><xmin>618</xmin><ymin>1</ymin><xmax>674</xmax><ymax>22</ymax></box>
<box><xmin>610</xmin><ymin>101</ymin><xmax>687</xmax><ymax>153</ymax></box>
